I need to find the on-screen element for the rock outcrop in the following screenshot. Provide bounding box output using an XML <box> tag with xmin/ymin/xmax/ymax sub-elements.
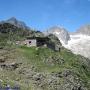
<box><xmin>45</xmin><ymin>26</ymin><xmax>70</xmax><ymax>44</ymax></box>
<box><xmin>0</xmin><ymin>17</ymin><xmax>30</xmax><ymax>30</ymax></box>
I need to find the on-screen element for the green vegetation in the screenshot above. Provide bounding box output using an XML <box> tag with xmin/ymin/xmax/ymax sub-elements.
<box><xmin>9</xmin><ymin>46</ymin><xmax>89</xmax><ymax>90</ymax></box>
<box><xmin>0</xmin><ymin>45</ymin><xmax>90</xmax><ymax>90</ymax></box>
<box><xmin>0</xmin><ymin>22</ymin><xmax>90</xmax><ymax>90</ymax></box>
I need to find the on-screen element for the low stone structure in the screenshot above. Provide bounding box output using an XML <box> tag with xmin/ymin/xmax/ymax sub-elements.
<box><xmin>24</xmin><ymin>37</ymin><xmax>48</xmax><ymax>47</ymax></box>
<box><xmin>17</xmin><ymin>36</ymin><xmax>61</xmax><ymax>51</ymax></box>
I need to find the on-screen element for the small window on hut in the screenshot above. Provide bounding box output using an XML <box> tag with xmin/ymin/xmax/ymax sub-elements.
<box><xmin>29</xmin><ymin>41</ymin><xmax>31</xmax><ymax>44</ymax></box>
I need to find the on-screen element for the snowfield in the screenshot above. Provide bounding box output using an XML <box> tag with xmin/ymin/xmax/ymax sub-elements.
<box><xmin>61</xmin><ymin>34</ymin><xmax>90</xmax><ymax>58</ymax></box>
<box><xmin>45</xmin><ymin>26</ymin><xmax>90</xmax><ymax>58</ymax></box>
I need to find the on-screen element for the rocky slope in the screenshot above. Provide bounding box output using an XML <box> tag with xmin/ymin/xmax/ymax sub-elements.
<box><xmin>0</xmin><ymin>18</ymin><xmax>44</xmax><ymax>46</ymax></box>
<box><xmin>0</xmin><ymin>46</ymin><xmax>90</xmax><ymax>90</ymax></box>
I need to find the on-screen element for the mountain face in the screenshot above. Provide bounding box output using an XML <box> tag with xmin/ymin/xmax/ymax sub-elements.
<box><xmin>0</xmin><ymin>18</ymin><xmax>45</xmax><ymax>40</ymax></box>
<box><xmin>64</xmin><ymin>25</ymin><xmax>90</xmax><ymax>59</ymax></box>
<box><xmin>45</xmin><ymin>25</ymin><xmax>90</xmax><ymax>59</ymax></box>
<box><xmin>0</xmin><ymin>22</ymin><xmax>32</xmax><ymax>42</ymax></box>
<box><xmin>0</xmin><ymin>17</ymin><xmax>30</xmax><ymax>30</ymax></box>
<box><xmin>46</xmin><ymin>26</ymin><xmax>70</xmax><ymax>44</ymax></box>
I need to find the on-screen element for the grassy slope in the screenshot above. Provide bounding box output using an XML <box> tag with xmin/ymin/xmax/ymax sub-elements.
<box><xmin>0</xmin><ymin>46</ymin><xmax>90</xmax><ymax>90</ymax></box>
<box><xmin>19</xmin><ymin>46</ymin><xmax>90</xmax><ymax>89</ymax></box>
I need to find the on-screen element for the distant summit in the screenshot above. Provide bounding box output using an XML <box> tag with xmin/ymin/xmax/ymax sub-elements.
<box><xmin>0</xmin><ymin>17</ymin><xmax>30</xmax><ymax>30</ymax></box>
<box><xmin>45</xmin><ymin>26</ymin><xmax>70</xmax><ymax>44</ymax></box>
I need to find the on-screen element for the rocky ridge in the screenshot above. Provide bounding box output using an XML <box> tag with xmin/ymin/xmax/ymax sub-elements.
<box><xmin>45</xmin><ymin>26</ymin><xmax>70</xmax><ymax>44</ymax></box>
<box><xmin>0</xmin><ymin>17</ymin><xmax>30</xmax><ymax>30</ymax></box>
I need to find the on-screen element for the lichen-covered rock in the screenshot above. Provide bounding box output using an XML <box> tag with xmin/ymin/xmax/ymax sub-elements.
<box><xmin>0</xmin><ymin>62</ymin><xmax>21</xmax><ymax>70</ymax></box>
<box><xmin>44</xmin><ymin>55</ymin><xmax>64</xmax><ymax>66</ymax></box>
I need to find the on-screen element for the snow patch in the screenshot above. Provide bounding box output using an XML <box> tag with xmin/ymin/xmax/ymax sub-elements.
<box><xmin>61</xmin><ymin>34</ymin><xmax>90</xmax><ymax>58</ymax></box>
<box><xmin>53</xmin><ymin>32</ymin><xmax>60</xmax><ymax>35</ymax></box>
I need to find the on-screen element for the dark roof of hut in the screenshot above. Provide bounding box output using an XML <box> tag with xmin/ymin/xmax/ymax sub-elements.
<box><xmin>26</xmin><ymin>36</ymin><xmax>49</xmax><ymax>40</ymax></box>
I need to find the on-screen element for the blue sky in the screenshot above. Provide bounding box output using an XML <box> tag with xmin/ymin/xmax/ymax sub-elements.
<box><xmin>0</xmin><ymin>0</ymin><xmax>90</xmax><ymax>32</ymax></box>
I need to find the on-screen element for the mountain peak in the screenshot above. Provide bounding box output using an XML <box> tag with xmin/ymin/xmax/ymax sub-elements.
<box><xmin>2</xmin><ymin>17</ymin><xmax>30</xmax><ymax>30</ymax></box>
<box><xmin>6</xmin><ymin>17</ymin><xmax>19</xmax><ymax>25</ymax></box>
<box><xmin>46</xmin><ymin>26</ymin><xmax>70</xmax><ymax>44</ymax></box>
<box><xmin>47</xmin><ymin>26</ymin><xmax>66</xmax><ymax>32</ymax></box>
<box><xmin>7</xmin><ymin>17</ymin><xmax>17</xmax><ymax>21</ymax></box>
<box><xmin>7</xmin><ymin>17</ymin><xmax>18</xmax><ymax>22</ymax></box>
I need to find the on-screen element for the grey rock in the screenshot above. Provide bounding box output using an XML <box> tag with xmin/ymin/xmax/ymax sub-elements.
<box><xmin>0</xmin><ymin>17</ymin><xmax>30</xmax><ymax>30</ymax></box>
<box><xmin>0</xmin><ymin>56</ymin><xmax>6</xmax><ymax>63</ymax></box>
<box><xmin>44</xmin><ymin>55</ymin><xmax>64</xmax><ymax>66</ymax></box>
<box><xmin>0</xmin><ymin>62</ymin><xmax>21</xmax><ymax>70</ymax></box>
<box><xmin>45</xmin><ymin>26</ymin><xmax>70</xmax><ymax>44</ymax></box>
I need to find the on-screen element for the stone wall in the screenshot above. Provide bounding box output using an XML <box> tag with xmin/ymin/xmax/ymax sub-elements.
<box><xmin>25</xmin><ymin>39</ymin><xmax>37</xmax><ymax>47</ymax></box>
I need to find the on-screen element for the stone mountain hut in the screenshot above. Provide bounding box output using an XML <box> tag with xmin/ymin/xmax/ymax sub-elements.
<box><xmin>19</xmin><ymin>36</ymin><xmax>61</xmax><ymax>51</ymax></box>
<box><xmin>24</xmin><ymin>36</ymin><xmax>49</xmax><ymax>47</ymax></box>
